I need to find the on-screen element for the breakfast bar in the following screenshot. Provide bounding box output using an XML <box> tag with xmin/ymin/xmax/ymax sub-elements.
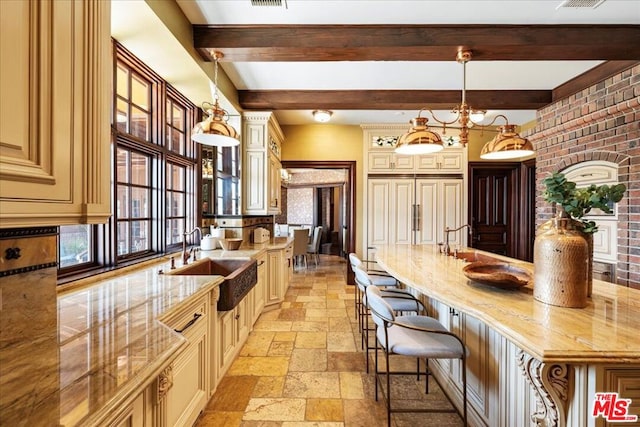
<box><xmin>374</xmin><ymin>244</ymin><xmax>640</xmax><ymax>427</ymax></box>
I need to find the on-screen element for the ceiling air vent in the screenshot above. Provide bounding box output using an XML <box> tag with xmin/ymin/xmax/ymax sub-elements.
<box><xmin>556</xmin><ymin>0</ymin><xmax>606</xmax><ymax>9</ymax></box>
<box><xmin>251</xmin><ymin>0</ymin><xmax>284</xmax><ymax>6</ymax></box>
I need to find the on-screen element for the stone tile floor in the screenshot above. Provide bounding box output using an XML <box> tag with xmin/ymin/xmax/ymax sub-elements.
<box><xmin>197</xmin><ymin>255</ymin><xmax>463</xmax><ymax>427</ymax></box>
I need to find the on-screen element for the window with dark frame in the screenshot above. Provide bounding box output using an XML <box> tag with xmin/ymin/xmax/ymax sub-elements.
<box><xmin>57</xmin><ymin>40</ymin><xmax>198</xmax><ymax>278</ymax></box>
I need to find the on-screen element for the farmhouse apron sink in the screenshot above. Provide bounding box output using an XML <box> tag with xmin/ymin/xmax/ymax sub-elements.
<box><xmin>168</xmin><ymin>258</ymin><xmax>257</xmax><ymax>311</ymax></box>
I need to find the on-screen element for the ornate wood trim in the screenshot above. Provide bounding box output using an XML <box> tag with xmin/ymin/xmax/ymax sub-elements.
<box><xmin>156</xmin><ymin>364</ymin><xmax>174</xmax><ymax>403</ymax></box>
<box><xmin>518</xmin><ymin>350</ymin><xmax>572</xmax><ymax>427</ymax></box>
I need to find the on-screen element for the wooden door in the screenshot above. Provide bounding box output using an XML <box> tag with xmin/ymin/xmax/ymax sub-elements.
<box><xmin>469</xmin><ymin>164</ymin><xmax>518</xmax><ymax>256</ymax></box>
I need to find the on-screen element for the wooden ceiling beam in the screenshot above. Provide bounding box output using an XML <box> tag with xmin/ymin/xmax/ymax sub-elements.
<box><xmin>238</xmin><ymin>89</ymin><xmax>551</xmax><ymax>110</ymax></box>
<box><xmin>194</xmin><ymin>25</ymin><xmax>640</xmax><ymax>61</ymax></box>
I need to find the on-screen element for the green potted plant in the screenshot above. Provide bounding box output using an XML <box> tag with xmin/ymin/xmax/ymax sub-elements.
<box><xmin>542</xmin><ymin>172</ymin><xmax>626</xmax><ymax>234</ymax></box>
<box><xmin>534</xmin><ymin>172</ymin><xmax>626</xmax><ymax>308</ymax></box>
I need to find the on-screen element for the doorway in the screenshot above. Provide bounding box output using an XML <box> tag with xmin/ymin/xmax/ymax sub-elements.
<box><xmin>468</xmin><ymin>161</ymin><xmax>536</xmax><ymax>260</ymax></box>
<box><xmin>280</xmin><ymin>161</ymin><xmax>356</xmax><ymax>263</ymax></box>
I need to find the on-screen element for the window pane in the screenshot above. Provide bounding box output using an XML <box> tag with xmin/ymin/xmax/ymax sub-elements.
<box><xmin>169</xmin><ymin>164</ymin><xmax>184</xmax><ymax>191</ymax></box>
<box><xmin>170</xmin><ymin>193</ymin><xmax>184</xmax><ymax>217</ymax></box>
<box><xmin>116</xmin><ymin>65</ymin><xmax>129</xmax><ymax>98</ymax></box>
<box><xmin>116</xmin><ymin>98</ymin><xmax>128</xmax><ymax>132</ymax></box>
<box><xmin>59</xmin><ymin>225</ymin><xmax>92</xmax><ymax>268</ymax></box>
<box><xmin>116</xmin><ymin>148</ymin><xmax>129</xmax><ymax>183</ymax></box>
<box><xmin>117</xmin><ymin>185</ymin><xmax>129</xmax><ymax>218</ymax></box>
<box><xmin>130</xmin><ymin>220</ymin><xmax>149</xmax><ymax>252</ymax></box>
<box><xmin>131</xmin><ymin>74</ymin><xmax>149</xmax><ymax>110</ymax></box>
<box><xmin>117</xmin><ymin>222</ymin><xmax>129</xmax><ymax>256</ymax></box>
<box><xmin>131</xmin><ymin>187</ymin><xmax>149</xmax><ymax>218</ymax></box>
<box><xmin>166</xmin><ymin>219</ymin><xmax>184</xmax><ymax>246</ymax></box>
<box><xmin>171</xmin><ymin>130</ymin><xmax>184</xmax><ymax>154</ymax></box>
<box><xmin>172</xmin><ymin>104</ymin><xmax>183</xmax><ymax>129</ymax></box>
<box><xmin>130</xmin><ymin>106</ymin><xmax>149</xmax><ymax>141</ymax></box>
<box><xmin>130</xmin><ymin>152</ymin><xmax>148</xmax><ymax>186</ymax></box>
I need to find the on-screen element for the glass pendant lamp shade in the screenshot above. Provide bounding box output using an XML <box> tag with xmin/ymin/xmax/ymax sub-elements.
<box><xmin>192</xmin><ymin>101</ymin><xmax>240</xmax><ymax>147</ymax></box>
<box><xmin>395</xmin><ymin>117</ymin><xmax>444</xmax><ymax>155</ymax></box>
<box><xmin>480</xmin><ymin>124</ymin><xmax>534</xmax><ymax>159</ymax></box>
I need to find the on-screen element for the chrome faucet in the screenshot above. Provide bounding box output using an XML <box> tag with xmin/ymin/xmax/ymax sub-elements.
<box><xmin>443</xmin><ymin>224</ymin><xmax>472</xmax><ymax>256</ymax></box>
<box><xmin>182</xmin><ymin>227</ymin><xmax>202</xmax><ymax>265</ymax></box>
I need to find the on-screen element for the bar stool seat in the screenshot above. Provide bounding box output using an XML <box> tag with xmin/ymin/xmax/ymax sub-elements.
<box><xmin>366</xmin><ymin>285</ymin><xmax>467</xmax><ymax>427</ymax></box>
<box><xmin>354</xmin><ymin>265</ymin><xmax>424</xmax><ymax>373</ymax></box>
<box><xmin>348</xmin><ymin>253</ymin><xmax>412</xmax><ymax>325</ymax></box>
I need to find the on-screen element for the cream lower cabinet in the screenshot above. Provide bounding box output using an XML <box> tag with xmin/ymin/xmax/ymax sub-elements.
<box><xmin>251</xmin><ymin>252</ymin><xmax>267</xmax><ymax>323</ymax></box>
<box><xmin>104</xmin><ymin>386</ymin><xmax>152</xmax><ymax>427</ymax></box>
<box><xmin>265</xmin><ymin>247</ymin><xmax>284</xmax><ymax>309</ymax></box>
<box><xmin>158</xmin><ymin>295</ymin><xmax>210</xmax><ymax>427</ymax></box>
<box><xmin>218</xmin><ymin>294</ymin><xmax>251</xmax><ymax>379</ymax></box>
<box><xmin>367</xmin><ymin>178</ymin><xmax>464</xmax><ymax>247</ymax></box>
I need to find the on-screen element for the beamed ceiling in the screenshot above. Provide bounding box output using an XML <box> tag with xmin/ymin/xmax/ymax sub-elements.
<box><xmin>193</xmin><ymin>25</ymin><xmax>639</xmax><ymax>112</ymax></box>
<box><xmin>167</xmin><ymin>0</ymin><xmax>640</xmax><ymax>125</ymax></box>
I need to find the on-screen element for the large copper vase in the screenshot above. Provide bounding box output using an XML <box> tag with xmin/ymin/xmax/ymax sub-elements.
<box><xmin>533</xmin><ymin>206</ymin><xmax>590</xmax><ymax>308</ymax></box>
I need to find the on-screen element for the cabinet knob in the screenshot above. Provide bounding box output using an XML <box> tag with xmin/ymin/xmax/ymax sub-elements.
<box><xmin>5</xmin><ymin>247</ymin><xmax>21</xmax><ymax>260</ymax></box>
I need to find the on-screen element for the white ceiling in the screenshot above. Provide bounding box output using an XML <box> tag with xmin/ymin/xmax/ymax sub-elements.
<box><xmin>133</xmin><ymin>0</ymin><xmax>640</xmax><ymax>126</ymax></box>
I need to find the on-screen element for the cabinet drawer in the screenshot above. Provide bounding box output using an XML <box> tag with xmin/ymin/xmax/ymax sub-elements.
<box><xmin>163</xmin><ymin>296</ymin><xmax>209</xmax><ymax>340</ymax></box>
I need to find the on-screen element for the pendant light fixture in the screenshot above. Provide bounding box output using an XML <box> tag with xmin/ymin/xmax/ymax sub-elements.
<box><xmin>395</xmin><ymin>114</ymin><xmax>444</xmax><ymax>154</ymax></box>
<box><xmin>191</xmin><ymin>51</ymin><xmax>240</xmax><ymax>147</ymax></box>
<box><xmin>480</xmin><ymin>117</ymin><xmax>534</xmax><ymax>159</ymax></box>
<box><xmin>396</xmin><ymin>49</ymin><xmax>485</xmax><ymax>154</ymax></box>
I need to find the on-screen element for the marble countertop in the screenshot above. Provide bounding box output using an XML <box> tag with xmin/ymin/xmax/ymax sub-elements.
<box><xmin>57</xmin><ymin>262</ymin><xmax>223</xmax><ymax>426</ymax></box>
<box><xmin>54</xmin><ymin>237</ymin><xmax>293</xmax><ymax>426</ymax></box>
<box><xmin>374</xmin><ymin>244</ymin><xmax>640</xmax><ymax>364</ymax></box>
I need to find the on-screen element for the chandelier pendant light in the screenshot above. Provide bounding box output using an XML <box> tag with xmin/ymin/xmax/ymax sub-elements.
<box><xmin>395</xmin><ymin>115</ymin><xmax>444</xmax><ymax>154</ymax></box>
<box><xmin>191</xmin><ymin>51</ymin><xmax>240</xmax><ymax>147</ymax></box>
<box><xmin>480</xmin><ymin>117</ymin><xmax>534</xmax><ymax>159</ymax></box>
<box><xmin>396</xmin><ymin>49</ymin><xmax>485</xmax><ymax>154</ymax></box>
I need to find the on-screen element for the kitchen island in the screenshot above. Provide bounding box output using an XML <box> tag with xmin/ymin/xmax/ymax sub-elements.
<box><xmin>374</xmin><ymin>244</ymin><xmax>640</xmax><ymax>427</ymax></box>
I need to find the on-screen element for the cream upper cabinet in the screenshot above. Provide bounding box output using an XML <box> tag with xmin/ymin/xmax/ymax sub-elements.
<box><xmin>368</xmin><ymin>152</ymin><xmax>414</xmax><ymax>172</ymax></box>
<box><xmin>369</xmin><ymin>149</ymin><xmax>464</xmax><ymax>173</ymax></box>
<box><xmin>415</xmin><ymin>150</ymin><xmax>465</xmax><ymax>173</ymax></box>
<box><xmin>0</xmin><ymin>0</ymin><xmax>111</xmax><ymax>228</ymax></box>
<box><xmin>243</xmin><ymin>112</ymin><xmax>284</xmax><ymax>215</ymax></box>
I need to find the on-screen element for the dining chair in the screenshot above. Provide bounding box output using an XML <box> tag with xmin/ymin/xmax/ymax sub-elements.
<box><xmin>292</xmin><ymin>228</ymin><xmax>309</xmax><ymax>269</ymax></box>
<box><xmin>366</xmin><ymin>285</ymin><xmax>467</xmax><ymax>427</ymax></box>
<box><xmin>306</xmin><ymin>226</ymin><xmax>323</xmax><ymax>267</ymax></box>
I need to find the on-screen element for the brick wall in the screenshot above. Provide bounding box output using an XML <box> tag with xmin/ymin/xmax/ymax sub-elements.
<box><xmin>525</xmin><ymin>64</ymin><xmax>640</xmax><ymax>287</ymax></box>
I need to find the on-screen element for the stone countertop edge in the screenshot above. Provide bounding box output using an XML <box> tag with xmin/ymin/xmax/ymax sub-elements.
<box><xmin>373</xmin><ymin>244</ymin><xmax>640</xmax><ymax>364</ymax></box>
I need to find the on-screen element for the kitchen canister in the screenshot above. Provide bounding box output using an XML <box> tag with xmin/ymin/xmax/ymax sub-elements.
<box><xmin>201</xmin><ymin>235</ymin><xmax>216</xmax><ymax>251</ymax></box>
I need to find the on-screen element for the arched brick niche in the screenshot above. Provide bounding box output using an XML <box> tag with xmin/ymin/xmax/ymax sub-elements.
<box><xmin>524</xmin><ymin>64</ymin><xmax>640</xmax><ymax>288</ymax></box>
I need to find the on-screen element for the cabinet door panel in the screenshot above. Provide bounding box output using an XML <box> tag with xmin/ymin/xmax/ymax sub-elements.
<box><xmin>367</xmin><ymin>180</ymin><xmax>391</xmax><ymax>246</ymax></box>
<box><xmin>416</xmin><ymin>181</ymin><xmax>438</xmax><ymax>245</ymax></box>
<box><xmin>244</xmin><ymin>151</ymin><xmax>266</xmax><ymax>212</ymax></box>
<box><xmin>167</xmin><ymin>328</ymin><xmax>208</xmax><ymax>427</ymax></box>
<box><xmin>0</xmin><ymin>0</ymin><xmax>110</xmax><ymax>227</ymax></box>
<box><xmin>393</xmin><ymin>155</ymin><xmax>414</xmax><ymax>170</ymax></box>
<box><xmin>439</xmin><ymin>152</ymin><xmax>463</xmax><ymax>171</ymax></box>
<box><xmin>219</xmin><ymin>310</ymin><xmax>236</xmax><ymax>372</ymax></box>
<box><xmin>440</xmin><ymin>180</ymin><xmax>463</xmax><ymax>245</ymax></box>
<box><xmin>390</xmin><ymin>180</ymin><xmax>414</xmax><ymax>244</ymax></box>
<box><xmin>368</xmin><ymin>152</ymin><xmax>392</xmax><ymax>171</ymax></box>
<box><xmin>416</xmin><ymin>155</ymin><xmax>438</xmax><ymax>171</ymax></box>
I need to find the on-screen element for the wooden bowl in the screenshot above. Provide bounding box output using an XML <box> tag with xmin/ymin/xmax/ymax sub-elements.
<box><xmin>219</xmin><ymin>238</ymin><xmax>243</xmax><ymax>251</ymax></box>
<box><xmin>462</xmin><ymin>262</ymin><xmax>531</xmax><ymax>289</ymax></box>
